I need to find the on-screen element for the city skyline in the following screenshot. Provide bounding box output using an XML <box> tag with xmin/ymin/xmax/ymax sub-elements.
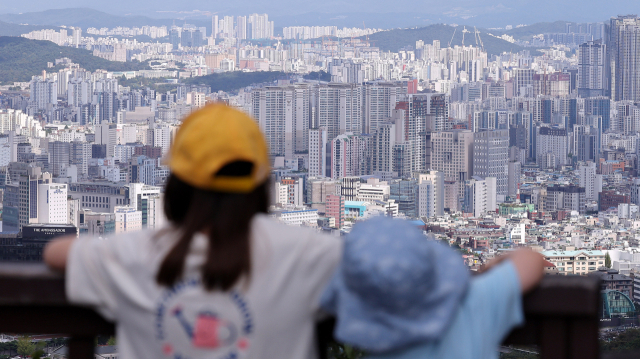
<box><xmin>3</xmin><ymin>4</ymin><xmax>640</xmax><ymax>355</ymax></box>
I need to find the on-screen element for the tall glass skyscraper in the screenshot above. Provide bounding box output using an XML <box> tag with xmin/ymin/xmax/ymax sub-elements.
<box><xmin>608</xmin><ymin>15</ymin><xmax>640</xmax><ymax>101</ymax></box>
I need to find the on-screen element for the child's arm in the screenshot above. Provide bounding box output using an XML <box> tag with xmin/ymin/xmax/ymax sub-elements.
<box><xmin>480</xmin><ymin>250</ymin><xmax>545</xmax><ymax>292</ymax></box>
<box><xmin>43</xmin><ymin>236</ymin><xmax>76</xmax><ymax>271</ymax></box>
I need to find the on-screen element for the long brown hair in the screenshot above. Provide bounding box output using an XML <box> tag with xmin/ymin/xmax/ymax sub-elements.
<box><xmin>157</xmin><ymin>162</ymin><xmax>269</xmax><ymax>290</ymax></box>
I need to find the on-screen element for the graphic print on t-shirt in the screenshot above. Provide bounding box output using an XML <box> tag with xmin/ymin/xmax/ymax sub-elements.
<box><xmin>155</xmin><ymin>278</ymin><xmax>254</xmax><ymax>359</ymax></box>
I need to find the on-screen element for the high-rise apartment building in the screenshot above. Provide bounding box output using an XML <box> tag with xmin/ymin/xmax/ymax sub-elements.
<box><xmin>573</xmin><ymin>125</ymin><xmax>600</xmax><ymax>162</ymax></box>
<box><xmin>4</xmin><ymin>165</ymin><xmax>47</xmax><ymax>231</ymax></box>
<box><xmin>432</xmin><ymin>130</ymin><xmax>474</xmax><ymax>212</ymax></box>
<box><xmin>48</xmin><ymin>141</ymin><xmax>71</xmax><ymax>177</ymax></box>
<box><xmin>473</xmin><ymin>129</ymin><xmax>509</xmax><ymax>200</ymax></box>
<box><xmin>248</xmin><ymin>14</ymin><xmax>273</xmax><ymax>39</ymax></box>
<box><xmin>363</xmin><ymin>83</ymin><xmax>401</xmax><ymax>134</ymax></box>
<box><xmin>394</xmin><ymin>94</ymin><xmax>443</xmax><ymax>173</ymax></box>
<box><xmin>512</xmin><ymin>68</ymin><xmax>535</xmax><ymax>97</ymax></box>
<box><xmin>578</xmin><ymin>161</ymin><xmax>602</xmax><ymax>201</ymax></box>
<box><xmin>331</xmin><ymin>133</ymin><xmax>368</xmax><ymax>179</ymax></box>
<box><xmin>236</xmin><ymin>16</ymin><xmax>247</xmax><ymax>40</ymax></box>
<box><xmin>30</xmin><ymin>77</ymin><xmax>57</xmax><ymax>110</ymax></box>
<box><xmin>432</xmin><ymin>130</ymin><xmax>474</xmax><ymax>185</ymax></box>
<box><xmin>308</xmin><ymin>128</ymin><xmax>328</xmax><ymax>177</ymax></box>
<box><xmin>578</xmin><ymin>40</ymin><xmax>607</xmax><ymax>97</ymax></box>
<box><xmin>221</xmin><ymin>16</ymin><xmax>235</xmax><ymax>38</ymax></box>
<box><xmin>370</xmin><ymin>118</ymin><xmax>403</xmax><ymax>174</ymax></box>
<box><xmin>507</xmin><ymin>161</ymin><xmax>521</xmax><ymax>198</ymax></box>
<box><xmin>95</xmin><ymin>122</ymin><xmax>117</xmax><ymax>158</ymax></box>
<box><xmin>463</xmin><ymin>176</ymin><xmax>497</xmax><ymax>217</ymax></box>
<box><xmin>416</xmin><ymin>170</ymin><xmax>444</xmax><ymax>218</ymax></box>
<box><xmin>252</xmin><ymin>85</ymin><xmax>310</xmax><ymax>158</ymax></box>
<box><xmin>536</xmin><ymin>127</ymin><xmax>569</xmax><ymax>169</ymax></box>
<box><xmin>315</xmin><ymin>83</ymin><xmax>363</xmax><ymax>141</ymax></box>
<box><xmin>584</xmin><ymin>97</ymin><xmax>611</xmax><ymax>131</ymax></box>
<box><xmin>212</xmin><ymin>15</ymin><xmax>219</xmax><ymax>37</ymax></box>
<box><xmin>609</xmin><ymin>15</ymin><xmax>640</xmax><ymax>101</ymax></box>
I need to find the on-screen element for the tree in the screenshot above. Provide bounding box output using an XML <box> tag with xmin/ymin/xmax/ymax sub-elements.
<box><xmin>16</xmin><ymin>336</ymin><xmax>35</xmax><ymax>357</ymax></box>
<box><xmin>106</xmin><ymin>337</ymin><xmax>117</xmax><ymax>346</ymax></box>
<box><xmin>605</xmin><ymin>252</ymin><xmax>612</xmax><ymax>268</ymax></box>
<box><xmin>601</xmin><ymin>328</ymin><xmax>640</xmax><ymax>352</ymax></box>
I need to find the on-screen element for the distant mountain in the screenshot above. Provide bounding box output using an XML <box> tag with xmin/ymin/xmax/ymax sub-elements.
<box><xmin>0</xmin><ymin>8</ymin><xmax>174</xmax><ymax>30</ymax></box>
<box><xmin>491</xmin><ymin>21</ymin><xmax>575</xmax><ymax>41</ymax></box>
<box><xmin>361</xmin><ymin>24</ymin><xmax>532</xmax><ymax>57</ymax></box>
<box><xmin>1</xmin><ymin>0</ymin><xmax>635</xmax><ymax>27</ymax></box>
<box><xmin>0</xmin><ymin>36</ymin><xmax>149</xmax><ymax>83</ymax></box>
<box><xmin>0</xmin><ymin>20</ymin><xmax>59</xmax><ymax>36</ymax></box>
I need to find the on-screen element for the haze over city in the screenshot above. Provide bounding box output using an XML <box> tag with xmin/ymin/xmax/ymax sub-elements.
<box><xmin>1</xmin><ymin>1</ymin><xmax>640</xmax><ymax>27</ymax></box>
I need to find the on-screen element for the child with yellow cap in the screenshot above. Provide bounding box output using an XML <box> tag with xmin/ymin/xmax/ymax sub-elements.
<box><xmin>44</xmin><ymin>104</ymin><xmax>342</xmax><ymax>359</ymax></box>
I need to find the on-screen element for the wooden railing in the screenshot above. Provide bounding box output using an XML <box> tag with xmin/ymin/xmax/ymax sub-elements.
<box><xmin>0</xmin><ymin>263</ymin><xmax>630</xmax><ymax>359</ymax></box>
<box><xmin>0</xmin><ymin>263</ymin><xmax>114</xmax><ymax>359</ymax></box>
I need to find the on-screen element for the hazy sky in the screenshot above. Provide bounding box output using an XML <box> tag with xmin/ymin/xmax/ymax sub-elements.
<box><xmin>0</xmin><ymin>0</ymin><xmax>639</xmax><ymax>27</ymax></box>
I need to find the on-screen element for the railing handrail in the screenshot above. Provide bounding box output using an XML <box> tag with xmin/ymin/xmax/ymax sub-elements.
<box><xmin>0</xmin><ymin>263</ymin><xmax>607</xmax><ymax>359</ymax></box>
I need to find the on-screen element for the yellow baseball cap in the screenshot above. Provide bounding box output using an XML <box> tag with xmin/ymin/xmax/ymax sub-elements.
<box><xmin>168</xmin><ymin>103</ymin><xmax>270</xmax><ymax>193</ymax></box>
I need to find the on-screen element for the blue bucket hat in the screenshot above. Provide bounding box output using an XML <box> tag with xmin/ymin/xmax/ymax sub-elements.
<box><xmin>320</xmin><ymin>217</ymin><xmax>470</xmax><ymax>353</ymax></box>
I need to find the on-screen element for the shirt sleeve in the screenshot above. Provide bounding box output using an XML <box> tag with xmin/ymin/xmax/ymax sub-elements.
<box><xmin>468</xmin><ymin>260</ymin><xmax>524</xmax><ymax>345</ymax></box>
<box><xmin>66</xmin><ymin>236</ymin><xmax>124</xmax><ymax>321</ymax></box>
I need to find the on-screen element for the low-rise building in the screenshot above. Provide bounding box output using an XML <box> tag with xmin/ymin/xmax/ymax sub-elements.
<box><xmin>271</xmin><ymin>208</ymin><xmax>319</xmax><ymax>226</ymax></box>
<box><xmin>541</xmin><ymin>249</ymin><xmax>605</xmax><ymax>275</ymax></box>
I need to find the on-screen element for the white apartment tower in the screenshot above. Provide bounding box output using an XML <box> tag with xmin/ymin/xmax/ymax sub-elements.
<box><xmin>578</xmin><ymin>161</ymin><xmax>603</xmax><ymax>201</ymax></box>
<box><xmin>536</xmin><ymin>127</ymin><xmax>569</xmax><ymax>169</ymax></box>
<box><xmin>252</xmin><ymin>85</ymin><xmax>310</xmax><ymax>159</ymax></box>
<box><xmin>315</xmin><ymin>83</ymin><xmax>363</xmax><ymax>141</ymax></box>
<box><xmin>363</xmin><ymin>83</ymin><xmax>401</xmax><ymax>134</ymax></box>
<box><xmin>416</xmin><ymin>170</ymin><xmax>444</xmax><ymax>218</ymax></box>
<box><xmin>309</xmin><ymin>128</ymin><xmax>328</xmax><ymax>177</ymax></box>
<box><xmin>30</xmin><ymin>77</ymin><xmax>57</xmax><ymax>110</ymax></box>
<box><xmin>95</xmin><ymin>122</ymin><xmax>117</xmax><ymax>158</ymax></box>
<box><xmin>463</xmin><ymin>176</ymin><xmax>497</xmax><ymax>217</ymax></box>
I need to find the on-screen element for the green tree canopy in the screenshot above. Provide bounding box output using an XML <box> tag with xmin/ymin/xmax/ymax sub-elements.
<box><xmin>16</xmin><ymin>336</ymin><xmax>35</xmax><ymax>357</ymax></box>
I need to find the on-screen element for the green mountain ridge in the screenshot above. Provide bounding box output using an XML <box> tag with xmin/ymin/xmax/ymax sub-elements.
<box><xmin>184</xmin><ymin>71</ymin><xmax>290</xmax><ymax>93</ymax></box>
<box><xmin>0</xmin><ymin>36</ymin><xmax>150</xmax><ymax>83</ymax></box>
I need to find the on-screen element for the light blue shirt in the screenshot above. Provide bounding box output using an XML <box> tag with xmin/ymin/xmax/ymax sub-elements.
<box><xmin>367</xmin><ymin>261</ymin><xmax>524</xmax><ymax>359</ymax></box>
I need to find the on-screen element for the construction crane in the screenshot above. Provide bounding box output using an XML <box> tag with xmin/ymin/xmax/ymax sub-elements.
<box><xmin>448</xmin><ymin>27</ymin><xmax>457</xmax><ymax>48</ymax></box>
<box><xmin>474</xmin><ymin>26</ymin><xmax>485</xmax><ymax>52</ymax></box>
<box><xmin>363</xmin><ymin>21</ymin><xmax>370</xmax><ymax>46</ymax></box>
<box><xmin>461</xmin><ymin>26</ymin><xmax>470</xmax><ymax>46</ymax></box>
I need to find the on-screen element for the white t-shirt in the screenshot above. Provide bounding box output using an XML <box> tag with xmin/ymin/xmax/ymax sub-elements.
<box><xmin>67</xmin><ymin>214</ymin><xmax>342</xmax><ymax>359</ymax></box>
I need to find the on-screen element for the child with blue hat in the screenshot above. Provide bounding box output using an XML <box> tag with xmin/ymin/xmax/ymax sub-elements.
<box><xmin>321</xmin><ymin>217</ymin><xmax>544</xmax><ymax>359</ymax></box>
